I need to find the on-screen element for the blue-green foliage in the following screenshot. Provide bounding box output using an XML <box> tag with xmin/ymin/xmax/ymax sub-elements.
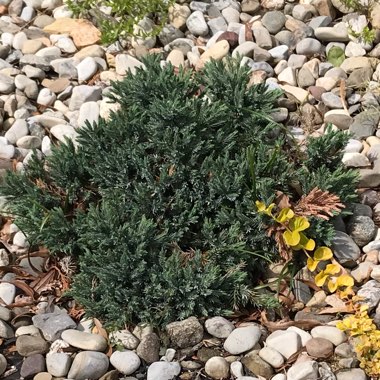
<box><xmin>0</xmin><ymin>56</ymin><xmax>358</xmax><ymax>326</ymax></box>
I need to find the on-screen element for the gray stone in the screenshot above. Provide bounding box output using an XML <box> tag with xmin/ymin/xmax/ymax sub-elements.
<box><xmin>205</xmin><ymin>316</ymin><xmax>234</xmax><ymax>338</ymax></box>
<box><xmin>68</xmin><ymin>351</ymin><xmax>109</xmax><ymax>380</ymax></box>
<box><xmin>336</xmin><ymin>368</ymin><xmax>367</xmax><ymax>380</ymax></box>
<box><xmin>321</xmin><ymin>92</ymin><xmax>343</xmax><ymax>109</ymax></box>
<box><xmin>136</xmin><ymin>332</ymin><xmax>160</xmax><ymax>363</ymax></box>
<box><xmin>20</xmin><ymin>354</ymin><xmax>46</xmax><ymax>378</ymax></box>
<box><xmin>20</xmin><ymin>54</ymin><xmax>51</xmax><ymax>71</ymax></box>
<box><xmin>0</xmin><ymin>282</ymin><xmax>16</xmax><ymax>304</ymax></box>
<box><xmin>347</xmin><ymin>67</ymin><xmax>374</xmax><ymax>89</ymax></box>
<box><xmin>224</xmin><ymin>325</ymin><xmax>261</xmax><ymax>354</ymax></box>
<box><xmin>0</xmin><ymin>73</ymin><xmax>15</xmax><ymax>94</ymax></box>
<box><xmin>315</xmin><ymin>24</ymin><xmax>349</xmax><ymax>42</ymax></box>
<box><xmin>32</xmin><ymin>312</ymin><xmax>76</xmax><ymax>341</ymax></box>
<box><xmin>17</xmin><ymin>136</ymin><xmax>41</xmax><ymax>149</ymax></box>
<box><xmin>16</xmin><ymin>335</ymin><xmax>49</xmax><ymax>356</ymax></box>
<box><xmin>186</xmin><ymin>11</ymin><xmax>209</xmax><ymax>36</ymax></box>
<box><xmin>258</xmin><ymin>346</ymin><xmax>284</xmax><ymax>368</ymax></box>
<box><xmin>147</xmin><ymin>362</ymin><xmax>181</xmax><ymax>380</ymax></box>
<box><xmin>166</xmin><ymin>316</ymin><xmax>203</xmax><ymax>348</ymax></box>
<box><xmin>357</xmin><ymin>280</ymin><xmax>380</xmax><ymax>309</ymax></box>
<box><xmin>324</xmin><ymin>110</ymin><xmax>352</xmax><ymax>130</ymax></box>
<box><xmin>61</xmin><ymin>329</ymin><xmax>108</xmax><ymax>351</ymax></box>
<box><xmin>296</xmin><ymin>38</ymin><xmax>323</xmax><ymax>56</ymax></box>
<box><xmin>46</xmin><ymin>352</ymin><xmax>71</xmax><ymax>377</ymax></box>
<box><xmin>347</xmin><ymin>215</ymin><xmax>377</xmax><ymax>247</ymax></box>
<box><xmin>0</xmin><ymin>353</ymin><xmax>6</xmax><ymax>376</ymax></box>
<box><xmin>204</xmin><ymin>357</ymin><xmax>230</xmax><ymax>379</ymax></box>
<box><xmin>252</xmin><ymin>27</ymin><xmax>272</xmax><ymax>49</ymax></box>
<box><xmin>69</xmin><ymin>85</ymin><xmax>102</xmax><ymax>111</ymax></box>
<box><xmin>262</xmin><ymin>11</ymin><xmax>286</xmax><ymax>34</ymax></box>
<box><xmin>350</xmin><ymin>110</ymin><xmax>380</xmax><ymax>140</ymax></box>
<box><xmin>5</xmin><ymin>119</ymin><xmax>29</xmax><ymax>145</ymax></box>
<box><xmin>241</xmin><ymin>350</ymin><xmax>273</xmax><ymax>378</ymax></box>
<box><xmin>266</xmin><ymin>331</ymin><xmax>301</xmax><ymax>359</ymax></box>
<box><xmin>286</xmin><ymin>360</ymin><xmax>319</xmax><ymax>380</ymax></box>
<box><xmin>0</xmin><ymin>319</ymin><xmax>14</xmax><ymax>338</ymax></box>
<box><xmin>208</xmin><ymin>17</ymin><xmax>227</xmax><ymax>35</ymax></box>
<box><xmin>0</xmin><ymin>305</ymin><xmax>12</xmax><ymax>321</ymax></box>
<box><xmin>331</xmin><ymin>231</ymin><xmax>361</xmax><ymax>268</ymax></box>
<box><xmin>109</xmin><ymin>330</ymin><xmax>140</xmax><ymax>350</ymax></box>
<box><xmin>110</xmin><ymin>350</ymin><xmax>141</xmax><ymax>375</ymax></box>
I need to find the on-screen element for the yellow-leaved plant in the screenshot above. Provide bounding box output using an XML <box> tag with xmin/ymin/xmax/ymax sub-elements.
<box><xmin>256</xmin><ymin>201</ymin><xmax>354</xmax><ymax>295</ymax></box>
<box><xmin>337</xmin><ymin>304</ymin><xmax>380</xmax><ymax>377</ymax></box>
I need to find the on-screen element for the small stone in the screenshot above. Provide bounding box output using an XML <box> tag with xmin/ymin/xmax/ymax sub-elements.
<box><xmin>16</xmin><ymin>335</ymin><xmax>49</xmax><ymax>356</ymax></box>
<box><xmin>205</xmin><ymin>317</ymin><xmax>234</xmax><ymax>339</ymax></box>
<box><xmin>68</xmin><ymin>351</ymin><xmax>109</xmax><ymax>380</ymax></box>
<box><xmin>241</xmin><ymin>350</ymin><xmax>273</xmax><ymax>379</ymax></box>
<box><xmin>223</xmin><ymin>325</ymin><xmax>261</xmax><ymax>355</ymax></box>
<box><xmin>315</xmin><ymin>24</ymin><xmax>349</xmax><ymax>42</ymax></box>
<box><xmin>311</xmin><ymin>326</ymin><xmax>347</xmax><ymax>346</ymax></box>
<box><xmin>166</xmin><ymin>49</ymin><xmax>185</xmax><ymax>67</ymax></box>
<box><xmin>266</xmin><ymin>331</ymin><xmax>301</xmax><ymax>359</ymax></box>
<box><xmin>0</xmin><ymin>354</ymin><xmax>6</xmax><ymax>376</ymax></box>
<box><xmin>0</xmin><ymin>305</ymin><xmax>12</xmax><ymax>321</ymax></box>
<box><xmin>20</xmin><ymin>354</ymin><xmax>46</xmax><ymax>378</ymax></box>
<box><xmin>166</xmin><ymin>317</ymin><xmax>203</xmax><ymax>348</ymax></box>
<box><xmin>0</xmin><ymin>320</ymin><xmax>14</xmax><ymax>338</ymax></box>
<box><xmin>287</xmin><ymin>360</ymin><xmax>319</xmax><ymax>380</ymax></box>
<box><xmin>33</xmin><ymin>372</ymin><xmax>52</xmax><ymax>380</ymax></box>
<box><xmin>46</xmin><ymin>352</ymin><xmax>71</xmax><ymax>377</ymax></box>
<box><xmin>115</xmin><ymin>54</ymin><xmax>145</xmax><ymax>76</ymax></box>
<box><xmin>296</xmin><ymin>38</ymin><xmax>323</xmax><ymax>56</ymax></box>
<box><xmin>258</xmin><ymin>346</ymin><xmax>284</xmax><ymax>368</ymax></box>
<box><xmin>186</xmin><ymin>11</ymin><xmax>208</xmax><ymax>37</ymax></box>
<box><xmin>136</xmin><ymin>332</ymin><xmax>160</xmax><ymax>364</ymax></box>
<box><xmin>347</xmin><ymin>215</ymin><xmax>377</xmax><ymax>247</ymax></box>
<box><xmin>306</xmin><ymin>338</ymin><xmax>334</xmax><ymax>358</ymax></box>
<box><xmin>61</xmin><ymin>329</ymin><xmax>108</xmax><ymax>351</ymax></box>
<box><xmin>350</xmin><ymin>110</ymin><xmax>380</xmax><ymax>140</ymax></box>
<box><xmin>204</xmin><ymin>357</ymin><xmax>230</xmax><ymax>379</ymax></box>
<box><xmin>357</xmin><ymin>280</ymin><xmax>380</xmax><ymax>309</ymax></box>
<box><xmin>32</xmin><ymin>312</ymin><xmax>76</xmax><ymax>341</ymax></box>
<box><xmin>336</xmin><ymin>368</ymin><xmax>367</xmax><ymax>380</ymax></box>
<box><xmin>69</xmin><ymin>85</ymin><xmax>102</xmax><ymax>111</ymax></box>
<box><xmin>0</xmin><ymin>282</ymin><xmax>16</xmax><ymax>305</ymax></box>
<box><xmin>287</xmin><ymin>326</ymin><xmax>312</xmax><ymax>346</ymax></box>
<box><xmin>342</xmin><ymin>153</ymin><xmax>370</xmax><ymax>168</ymax></box>
<box><xmin>110</xmin><ymin>350</ymin><xmax>141</xmax><ymax>375</ymax></box>
<box><xmin>196</xmin><ymin>40</ymin><xmax>230</xmax><ymax>70</ymax></box>
<box><xmin>15</xmin><ymin>325</ymin><xmax>40</xmax><ymax>337</ymax></box>
<box><xmin>321</xmin><ymin>92</ymin><xmax>343</xmax><ymax>109</ymax></box>
<box><xmin>335</xmin><ymin>342</ymin><xmax>354</xmax><ymax>358</ymax></box>
<box><xmin>262</xmin><ymin>11</ymin><xmax>286</xmax><ymax>34</ymax></box>
<box><xmin>324</xmin><ymin>110</ymin><xmax>352</xmax><ymax>130</ymax></box>
<box><xmin>109</xmin><ymin>330</ymin><xmax>139</xmax><ymax>350</ymax></box>
<box><xmin>147</xmin><ymin>361</ymin><xmax>181</xmax><ymax>380</ymax></box>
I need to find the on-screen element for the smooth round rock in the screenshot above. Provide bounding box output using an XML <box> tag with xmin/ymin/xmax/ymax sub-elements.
<box><xmin>46</xmin><ymin>352</ymin><xmax>71</xmax><ymax>377</ymax></box>
<box><xmin>306</xmin><ymin>338</ymin><xmax>334</xmax><ymax>358</ymax></box>
<box><xmin>205</xmin><ymin>317</ymin><xmax>234</xmax><ymax>339</ymax></box>
<box><xmin>67</xmin><ymin>351</ymin><xmax>109</xmax><ymax>380</ymax></box>
<box><xmin>110</xmin><ymin>350</ymin><xmax>141</xmax><ymax>375</ymax></box>
<box><xmin>311</xmin><ymin>326</ymin><xmax>347</xmax><ymax>346</ymax></box>
<box><xmin>147</xmin><ymin>362</ymin><xmax>181</xmax><ymax>380</ymax></box>
<box><xmin>61</xmin><ymin>329</ymin><xmax>108</xmax><ymax>351</ymax></box>
<box><xmin>223</xmin><ymin>326</ymin><xmax>261</xmax><ymax>355</ymax></box>
<box><xmin>204</xmin><ymin>357</ymin><xmax>230</xmax><ymax>379</ymax></box>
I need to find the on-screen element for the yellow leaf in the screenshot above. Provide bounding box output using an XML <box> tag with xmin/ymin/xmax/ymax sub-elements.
<box><xmin>256</xmin><ymin>201</ymin><xmax>266</xmax><ymax>212</ymax></box>
<box><xmin>307</xmin><ymin>257</ymin><xmax>318</xmax><ymax>272</ymax></box>
<box><xmin>276</xmin><ymin>208</ymin><xmax>294</xmax><ymax>223</ymax></box>
<box><xmin>337</xmin><ymin>274</ymin><xmax>354</xmax><ymax>288</ymax></box>
<box><xmin>315</xmin><ymin>270</ymin><xmax>329</xmax><ymax>286</ymax></box>
<box><xmin>314</xmin><ymin>246</ymin><xmax>333</xmax><ymax>261</ymax></box>
<box><xmin>299</xmin><ymin>233</ymin><xmax>315</xmax><ymax>251</ymax></box>
<box><xmin>324</xmin><ymin>263</ymin><xmax>340</xmax><ymax>275</ymax></box>
<box><xmin>327</xmin><ymin>278</ymin><xmax>338</xmax><ymax>293</ymax></box>
<box><xmin>256</xmin><ymin>201</ymin><xmax>275</xmax><ymax>216</ymax></box>
<box><xmin>289</xmin><ymin>216</ymin><xmax>310</xmax><ymax>232</ymax></box>
<box><xmin>283</xmin><ymin>230</ymin><xmax>300</xmax><ymax>246</ymax></box>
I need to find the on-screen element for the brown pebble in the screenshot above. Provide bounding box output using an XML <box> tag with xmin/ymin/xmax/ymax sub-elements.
<box><xmin>306</xmin><ymin>337</ymin><xmax>334</xmax><ymax>359</ymax></box>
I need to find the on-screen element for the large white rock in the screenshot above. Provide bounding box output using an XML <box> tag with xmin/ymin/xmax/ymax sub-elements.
<box><xmin>223</xmin><ymin>326</ymin><xmax>261</xmax><ymax>355</ymax></box>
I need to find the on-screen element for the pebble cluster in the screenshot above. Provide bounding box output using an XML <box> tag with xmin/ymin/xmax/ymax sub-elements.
<box><xmin>0</xmin><ymin>0</ymin><xmax>380</xmax><ymax>378</ymax></box>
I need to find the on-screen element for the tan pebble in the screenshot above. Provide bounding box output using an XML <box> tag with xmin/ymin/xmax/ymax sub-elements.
<box><xmin>196</xmin><ymin>40</ymin><xmax>230</xmax><ymax>71</ymax></box>
<box><xmin>306</xmin><ymin>338</ymin><xmax>334</xmax><ymax>359</ymax></box>
<box><xmin>367</xmin><ymin>136</ymin><xmax>380</xmax><ymax>146</ymax></box>
<box><xmin>33</xmin><ymin>373</ymin><xmax>52</xmax><ymax>380</ymax></box>
<box><xmin>362</xmin><ymin>141</ymin><xmax>370</xmax><ymax>156</ymax></box>
<box><xmin>167</xmin><ymin>49</ymin><xmax>185</xmax><ymax>67</ymax></box>
<box><xmin>365</xmin><ymin>250</ymin><xmax>379</xmax><ymax>264</ymax></box>
<box><xmin>22</xmin><ymin>40</ymin><xmax>45</xmax><ymax>54</ymax></box>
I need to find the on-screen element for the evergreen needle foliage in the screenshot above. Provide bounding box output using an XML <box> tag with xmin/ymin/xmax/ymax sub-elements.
<box><xmin>0</xmin><ymin>56</ymin><xmax>358</xmax><ymax>327</ymax></box>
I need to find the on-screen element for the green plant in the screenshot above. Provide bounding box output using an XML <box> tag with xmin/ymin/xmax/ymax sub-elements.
<box><xmin>65</xmin><ymin>0</ymin><xmax>174</xmax><ymax>44</ymax></box>
<box><xmin>0</xmin><ymin>56</ymin><xmax>358</xmax><ymax>327</ymax></box>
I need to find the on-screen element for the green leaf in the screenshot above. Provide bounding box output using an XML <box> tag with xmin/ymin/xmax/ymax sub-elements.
<box><xmin>327</xmin><ymin>46</ymin><xmax>345</xmax><ymax>67</ymax></box>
